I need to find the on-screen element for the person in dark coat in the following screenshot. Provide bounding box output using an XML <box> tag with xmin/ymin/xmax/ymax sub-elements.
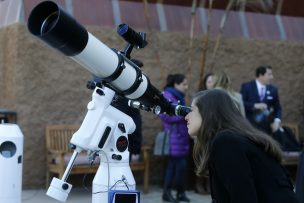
<box><xmin>159</xmin><ymin>73</ymin><xmax>190</xmax><ymax>203</ymax></box>
<box><xmin>240</xmin><ymin>65</ymin><xmax>282</xmax><ymax>135</ymax></box>
<box><xmin>185</xmin><ymin>89</ymin><xmax>299</xmax><ymax>203</ymax></box>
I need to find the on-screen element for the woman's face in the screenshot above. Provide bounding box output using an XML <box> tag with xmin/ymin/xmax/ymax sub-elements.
<box><xmin>206</xmin><ymin>75</ymin><xmax>214</xmax><ymax>90</ymax></box>
<box><xmin>185</xmin><ymin>101</ymin><xmax>202</xmax><ymax>136</ymax></box>
<box><xmin>174</xmin><ymin>79</ymin><xmax>188</xmax><ymax>94</ymax></box>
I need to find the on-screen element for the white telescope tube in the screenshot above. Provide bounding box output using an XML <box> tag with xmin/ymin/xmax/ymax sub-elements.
<box><xmin>27</xmin><ymin>0</ymin><xmax>184</xmax><ymax>115</ymax></box>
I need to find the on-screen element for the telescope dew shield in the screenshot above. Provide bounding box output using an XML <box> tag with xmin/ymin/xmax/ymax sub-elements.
<box><xmin>27</xmin><ymin>1</ymin><xmax>146</xmax><ymax>98</ymax></box>
<box><xmin>27</xmin><ymin>1</ymin><xmax>88</xmax><ymax>56</ymax></box>
<box><xmin>27</xmin><ymin>0</ymin><xmax>121</xmax><ymax>80</ymax></box>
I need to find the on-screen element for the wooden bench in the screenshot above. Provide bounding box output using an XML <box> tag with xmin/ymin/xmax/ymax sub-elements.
<box><xmin>281</xmin><ymin>123</ymin><xmax>302</xmax><ymax>166</ymax></box>
<box><xmin>45</xmin><ymin>124</ymin><xmax>150</xmax><ymax>193</ymax></box>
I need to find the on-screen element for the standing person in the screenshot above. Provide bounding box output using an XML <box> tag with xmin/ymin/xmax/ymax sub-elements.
<box><xmin>185</xmin><ymin>89</ymin><xmax>299</xmax><ymax>203</ymax></box>
<box><xmin>200</xmin><ymin>73</ymin><xmax>214</xmax><ymax>90</ymax></box>
<box><xmin>160</xmin><ymin>73</ymin><xmax>190</xmax><ymax>203</ymax></box>
<box><xmin>214</xmin><ymin>71</ymin><xmax>245</xmax><ymax>117</ymax></box>
<box><xmin>240</xmin><ymin>65</ymin><xmax>282</xmax><ymax>135</ymax></box>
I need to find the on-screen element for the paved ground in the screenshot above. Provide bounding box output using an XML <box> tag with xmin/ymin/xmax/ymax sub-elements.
<box><xmin>22</xmin><ymin>185</ymin><xmax>212</xmax><ymax>203</ymax></box>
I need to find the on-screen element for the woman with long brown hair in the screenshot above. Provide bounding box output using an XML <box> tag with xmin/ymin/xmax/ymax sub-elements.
<box><xmin>185</xmin><ymin>89</ymin><xmax>299</xmax><ymax>203</ymax></box>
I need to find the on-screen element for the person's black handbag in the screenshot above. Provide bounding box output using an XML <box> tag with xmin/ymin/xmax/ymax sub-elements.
<box><xmin>272</xmin><ymin>126</ymin><xmax>302</xmax><ymax>152</ymax></box>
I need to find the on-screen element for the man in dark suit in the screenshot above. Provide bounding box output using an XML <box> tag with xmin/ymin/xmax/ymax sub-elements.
<box><xmin>240</xmin><ymin>65</ymin><xmax>282</xmax><ymax>135</ymax></box>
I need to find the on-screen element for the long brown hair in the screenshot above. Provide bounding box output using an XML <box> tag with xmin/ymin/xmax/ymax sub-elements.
<box><xmin>193</xmin><ymin>89</ymin><xmax>282</xmax><ymax>176</ymax></box>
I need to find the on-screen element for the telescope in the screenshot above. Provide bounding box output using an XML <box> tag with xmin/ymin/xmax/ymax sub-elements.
<box><xmin>27</xmin><ymin>0</ymin><xmax>191</xmax><ymax>117</ymax></box>
<box><xmin>27</xmin><ymin>1</ymin><xmax>191</xmax><ymax>203</ymax></box>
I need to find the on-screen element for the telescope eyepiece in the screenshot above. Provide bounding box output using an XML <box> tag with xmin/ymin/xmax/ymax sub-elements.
<box><xmin>117</xmin><ymin>24</ymin><xmax>148</xmax><ymax>48</ymax></box>
<box><xmin>174</xmin><ymin>105</ymin><xmax>191</xmax><ymax>117</ymax></box>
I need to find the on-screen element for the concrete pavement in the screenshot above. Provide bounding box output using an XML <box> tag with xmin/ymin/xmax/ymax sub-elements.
<box><xmin>22</xmin><ymin>185</ymin><xmax>212</xmax><ymax>203</ymax></box>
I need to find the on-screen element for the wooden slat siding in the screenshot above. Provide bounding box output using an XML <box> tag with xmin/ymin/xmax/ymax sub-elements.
<box><xmin>183</xmin><ymin>5</ymin><xmax>205</xmax><ymax>35</ymax></box>
<box><xmin>239</xmin><ymin>11</ymin><xmax>250</xmax><ymax>38</ymax></box>
<box><xmin>223</xmin><ymin>11</ymin><xmax>244</xmax><ymax>38</ymax></box>
<box><xmin>0</xmin><ymin>1</ymin><xmax>8</xmax><ymax>25</ymax></box>
<box><xmin>112</xmin><ymin>0</ymin><xmax>122</xmax><ymax>26</ymax></box>
<box><xmin>119</xmin><ymin>1</ymin><xmax>160</xmax><ymax>31</ymax></box>
<box><xmin>246</xmin><ymin>12</ymin><xmax>281</xmax><ymax>41</ymax></box>
<box><xmin>156</xmin><ymin>3</ymin><xmax>168</xmax><ymax>32</ymax></box>
<box><xmin>164</xmin><ymin>4</ymin><xmax>201</xmax><ymax>33</ymax></box>
<box><xmin>145</xmin><ymin>2</ymin><xmax>161</xmax><ymax>31</ymax></box>
<box><xmin>193</xmin><ymin>7</ymin><xmax>204</xmax><ymax>35</ymax></box>
<box><xmin>209</xmin><ymin>9</ymin><xmax>226</xmax><ymax>37</ymax></box>
<box><xmin>121</xmin><ymin>0</ymin><xmax>304</xmax><ymax>18</ymax></box>
<box><xmin>246</xmin><ymin>13</ymin><xmax>267</xmax><ymax>40</ymax></box>
<box><xmin>64</xmin><ymin>0</ymin><xmax>73</xmax><ymax>16</ymax></box>
<box><xmin>0</xmin><ymin>0</ymin><xmax>21</xmax><ymax>26</ymax></box>
<box><xmin>23</xmin><ymin>0</ymin><xmax>66</xmax><ymax>22</ymax></box>
<box><xmin>22</xmin><ymin>0</ymin><xmax>304</xmax><ymax>41</ymax></box>
<box><xmin>120</xmin><ymin>0</ymin><xmax>194</xmax><ymax>7</ymax></box>
<box><xmin>275</xmin><ymin>15</ymin><xmax>287</xmax><ymax>40</ymax></box>
<box><xmin>281</xmin><ymin>16</ymin><xmax>304</xmax><ymax>41</ymax></box>
<box><xmin>198</xmin><ymin>7</ymin><xmax>207</xmax><ymax>33</ymax></box>
<box><xmin>73</xmin><ymin>0</ymin><xmax>114</xmax><ymax>27</ymax></box>
<box><xmin>208</xmin><ymin>9</ymin><xmax>243</xmax><ymax>38</ymax></box>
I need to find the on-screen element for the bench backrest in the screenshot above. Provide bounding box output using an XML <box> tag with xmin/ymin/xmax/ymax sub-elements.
<box><xmin>283</xmin><ymin>123</ymin><xmax>300</xmax><ymax>141</ymax></box>
<box><xmin>46</xmin><ymin>124</ymin><xmax>80</xmax><ymax>153</ymax></box>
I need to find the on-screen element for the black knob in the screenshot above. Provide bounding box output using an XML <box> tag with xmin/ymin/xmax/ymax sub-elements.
<box><xmin>118</xmin><ymin>123</ymin><xmax>126</xmax><ymax>133</ymax></box>
<box><xmin>69</xmin><ymin>144</ymin><xmax>76</xmax><ymax>150</ymax></box>
<box><xmin>96</xmin><ymin>89</ymin><xmax>105</xmax><ymax>96</ymax></box>
<box><xmin>112</xmin><ymin>154</ymin><xmax>122</xmax><ymax>161</ymax></box>
<box><xmin>86</xmin><ymin>80</ymin><xmax>96</xmax><ymax>90</ymax></box>
<box><xmin>62</xmin><ymin>183</ymin><xmax>69</xmax><ymax>190</ymax></box>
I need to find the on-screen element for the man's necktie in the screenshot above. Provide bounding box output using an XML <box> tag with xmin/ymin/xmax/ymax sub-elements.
<box><xmin>260</xmin><ymin>87</ymin><xmax>265</xmax><ymax>101</ymax></box>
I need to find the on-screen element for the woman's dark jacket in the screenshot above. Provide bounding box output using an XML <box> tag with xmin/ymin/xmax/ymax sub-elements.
<box><xmin>208</xmin><ymin>130</ymin><xmax>299</xmax><ymax>203</ymax></box>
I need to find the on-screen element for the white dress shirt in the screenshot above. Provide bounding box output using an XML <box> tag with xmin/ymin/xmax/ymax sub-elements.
<box><xmin>255</xmin><ymin>80</ymin><xmax>266</xmax><ymax>101</ymax></box>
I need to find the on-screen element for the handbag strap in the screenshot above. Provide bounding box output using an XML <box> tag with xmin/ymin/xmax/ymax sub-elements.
<box><xmin>164</xmin><ymin>123</ymin><xmax>176</xmax><ymax>134</ymax></box>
